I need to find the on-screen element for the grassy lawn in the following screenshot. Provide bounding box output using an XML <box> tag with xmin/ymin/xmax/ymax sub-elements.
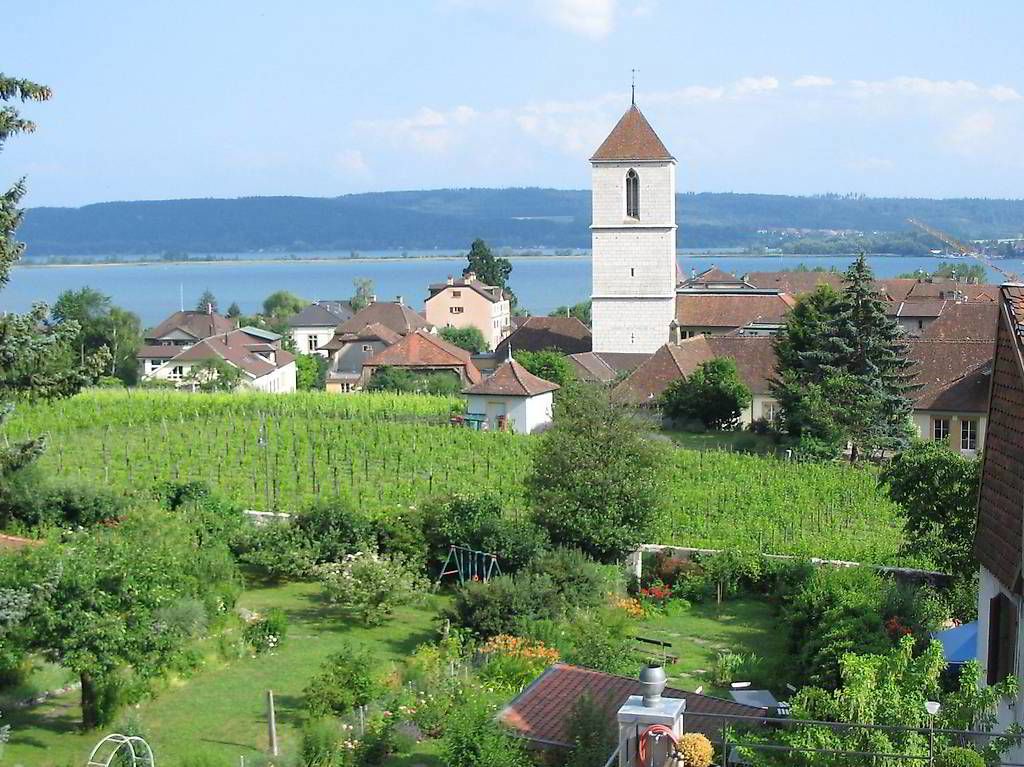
<box><xmin>663</xmin><ymin>428</ymin><xmax>785</xmax><ymax>455</ymax></box>
<box><xmin>3</xmin><ymin>579</ymin><xmax>448</xmax><ymax>767</ymax></box>
<box><xmin>637</xmin><ymin>597</ymin><xmax>791</xmax><ymax>698</ymax></box>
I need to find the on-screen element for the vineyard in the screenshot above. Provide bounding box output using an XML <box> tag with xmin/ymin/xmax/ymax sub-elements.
<box><xmin>3</xmin><ymin>390</ymin><xmax>908</xmax><ymax>563</ymax></box>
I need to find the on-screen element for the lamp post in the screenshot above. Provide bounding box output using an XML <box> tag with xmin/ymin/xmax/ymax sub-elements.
<box><xmin>925</xmin><ymin>700</ymin><xmax>942</xmax><ymax>767</ymax></box>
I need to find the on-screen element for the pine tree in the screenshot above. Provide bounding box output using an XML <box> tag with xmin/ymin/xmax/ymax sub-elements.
<box><xmin>195</xmin><ymin>288</ymin><xmax>218</xmax><ymax>313</ymax></box>
<box><xmin>1</xmin><ymin>74</ymin><xmax>105</xmax><ymax>479</ymax></box>
<box><xmin>772</xmin><ymin>256</ymin><xmax>915</xmax><ymax>460</ymax></box>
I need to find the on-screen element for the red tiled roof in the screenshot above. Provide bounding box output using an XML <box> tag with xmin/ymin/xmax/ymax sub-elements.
<box><xmin>500</xmin><ymin>664</ymin><xmax>764</xmax><ymax>748</ymax></box>
<box><xmin>320</xmin><ymin>322</ymin><xmax>402</xmax><ymax>352</ymax></box>
<box><xmin>172</xmin><ymin>329</ymin><xmax>295</xmax><ymax>378</ymax></box>
<box><xmin>612</xmin><ymin>336</ymin><xmax>776</xmax><ymax>404</ymax></box>
<box><xmin>426</xmin><ymin>276</ymin><xmax>506</xmax><ymax>304</ymax></box>
<box><xmin>745</xmin><ymin>272</ymin><xmax>1000</xmax><ymax>303</ymax></box>
<box><xmin>888</xmin><ymin>298</ymin><xmax>948</xmax><ymax>320</ymax></box>
<box><xmin>136</xmin><ymin>344</ymin><xmax>184</xmax><ymax>359</ymax></box>
<box><xmin>680</xmin><ymin>266</ymin><xmax>751</xmax><ymax>289</ymax></box>
<box><xmin>463</xmin><ymin>359</ymin><xmax>559</xmax><ymax>397</ymax></box>
<box><xmin>921</xmin><ymin>302</ymin><xmax>999</xmax><ymax>341</ymax></box>
<box><xmin>744</xmin><ymin>271</ymin><xmax>844</xmax><ymax>295</ymax></box>
<box><xmin>590</xmin><ymin>105</ymin><xmax>673</xmax><ymax>162</ymax></box>
<box><xmin>567</xmin><ymin>352</ymin><xmax>650</xmax><ymax>384</ymax></box>
<box><xmin>495</xmin><ymin>317</ymin><xmax>593</xmax><ymax>357</ymax></box>
<box><xmin>364</xmin><ymin>329</ymin><xmax>481</xmax><ymax>384</ymax></box>
<box><xmin>146</xmin><ymin>310</ymin><xmax>235</xmax><ymax>342</ymax></box>
<box><xmin>975</xmin><ymin>285</ymin><xmax>1024</xmax><ymax>592</ymax></box>
<box><xmin>612</xmin><ymin>336</ymin><xmax>994</xmax><ymax>412</ymax></box>
<box><xmin>675</xmin><ymin>292</ymin><xmax>795</xmax><ymax>329</ymax></box>
<box><xmin>907</xmin><ymin>340</ymin><xmax>994</xmax><ymax>412</ymax></box>
<box><xmin>335</xmin><ymin>302</ymin><xmax>431</xmax><ymax>337</ymax></box>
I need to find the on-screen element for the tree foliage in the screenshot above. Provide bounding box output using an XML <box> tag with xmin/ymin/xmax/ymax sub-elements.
<box><xmin>465</xmin><ymin>238</ymin><xmax>516</xmax><ymax>306</ymax></box>
<box><xmin>513</xmin><ymin>349</ymin><xmax>575</xmax><ymax>389</ymax></box>
<box><xmin>350</xmin><ymin>277</ymin><xmax>375</xmax><ymax>312</ymax></box>
<box><xmin>51</xmin><ymin>288</ymin><xmax>142</xmax><ymax>384</ymax></box>
<box><xmin>743</xmin><ymin>637</ymin><xmax>1019</xmax><ymax>766</ymax></box>
<box><xmin>660</xmin><ymin>357</ymin><xmax>751</xmax><ymax>430</ymax></box>
<box><xmin>184</xmin><ymin>357</ymin><xmax>244</xmax><ymax>392</ymax></box>
<box><xmin>881</xmin><ymin>441</ymin><xmax>981</xmax><ymax>579</ymax></box>
<box><xmin>440</xmin><ymin>325</ymin><xmax>487</xmax><ymax>354</ymax></box>
<box><xmin>550</xmin><ymin>299</ymin><xmax>592</xmax><ymax>327</ymax></box>
<box><xmin>195</xmin><ymin>289</ymin><xmax>218</xmax><ymax>313</ymax></box>
<box><xmin>526</xmin><ymin>385</ymin><xmax>666</xmax><ymax>561</ymax></box>
<box><xmin>772</xmin><ymin>256</ymin><xmax>916</xmax><ymax>461</ymax></box>
<box><xmin>0</xmin><ymin>509</ymin><xmax>239</xmax><ymax>728</ymax></box>
<box><xmin>262</xmin><ymin>290</ymin><xmax>305</xmax><ymax>322</ymax></box>
<box><xmin>295</xmin><ymin>353</ymin><xmax>328</xmax><ymax>391</ymax></box>
<box><xmin>564</xmin><ymin>694</ymin><xmax>615</xmax><ymax>767</ymax></box>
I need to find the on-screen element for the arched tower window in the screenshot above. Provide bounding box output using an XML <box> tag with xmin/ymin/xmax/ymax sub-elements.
<box><xmin>625</xmin><ymin>168</ymin><xmax>640</xmax><ymax>219</ymax></box>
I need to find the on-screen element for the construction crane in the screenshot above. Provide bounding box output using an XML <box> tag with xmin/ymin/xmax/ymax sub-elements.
<box><xmin>906</xmin><ymin>217</ymin><xmax>1018</xmax><ymax>282</ymax></box>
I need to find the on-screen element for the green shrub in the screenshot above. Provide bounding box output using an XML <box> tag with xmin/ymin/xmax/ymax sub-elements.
<box><xmin>440</xmin><ymin>692</ymin><xmax>532</xmax><ymax>767</ymax></box>
<box><xmin>562</xmin><ymin>609</ymin><xmax>637</xmax><ymax>676</ymax></box>
<box><xmin>243</xmin><ymin>609</ymin><xmax>288</xmax><ymax>654</ymax></box>
<box><xmin>372</xmin><ymin>507</ymin><xmax>428</xmax><ymax>569</ymax></box>
<box><xmin>711</xmin><ymin>652</ymin><xmax>762</xmax><ymax>688</ymax></box>
<box><xmin>316</xmin><ymin>552</ymin><xmax>427</xmax><ymax>626</ymax></box>
<box><xmin>564</xmin><ymin>694</ymin><xmax>614</xmax><ymax>767</ymax></box>
<box><xmin>447</xmin><ymin>572</ymin><xmax>559</xmax><ymax>638</ymax></box>
<box><xmin>936</xmin><ymin>747</ymin><xmax>985</xmax><ymax>767</ymax></box>
<box><xmin>0</xmin><ymin>469</ymin><xmax>127</xmax><ymax>529</ymax></box>
<box><xmin>525</xmin><ymin>548</ymin><xmax>608</xmax><ymax>614</ymax></box>
<box><xmin>304</xmin><ymin>643</ymin><xmax>382</xmax><ymax>717</ymax></box>
<box><xmin>300</xmin><ymin>718</ymin><xmax>342</xmax><ymax>767</ymax></box>
<box><xmin>356</xmin><ymin>714</ymin><xmax>398</xmax><ymax>766</ymax></box>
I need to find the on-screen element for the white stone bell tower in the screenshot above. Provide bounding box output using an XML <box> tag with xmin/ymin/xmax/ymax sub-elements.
<box><xmin>590</xmin><ymin>102</ymin><xmax>677</xmax><ymax>354</ymax></box>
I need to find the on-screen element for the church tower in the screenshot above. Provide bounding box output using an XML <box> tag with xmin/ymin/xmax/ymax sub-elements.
<box><xmin>590</xmin><ymin>103</ymin><xmax>677</xmax><ymax>354</ymax></box>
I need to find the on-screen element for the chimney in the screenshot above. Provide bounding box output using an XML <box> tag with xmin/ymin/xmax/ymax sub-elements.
<box><xmin>447</xmin><ymin>276</ymin><xmax>454</xmax><ymax>286</ymax></box>
<box><xmin>396</xmin><ymin>295</ymin><xmax>404</xmax><ymax>306</ymax></box>
<box><xmin>617</xmin><ymin>664</ymin><xmax>685</xmax><ymax>767</ymax></box>
<box><xmin>207</xmin><ymin>303</ymin><xmax>213</xmax><ymax>315</ymax></box>
<box><xmin>690</xmin><ymin>268</ymin><xmax>697</xmax><ymax>280</ymax></box>
<box><xmin>465</xmin><ymin>271</ymin><xmax>476</xmax><ymax>282</ymax></box>
<box><xmin>669</xmin><ymin>319</ymin><xmax>681</xmax><ymax>345</ymax></box>
<box><xmin>369</xmin><ymin>294</ymin><xmax>377</xmax><ymax>304</ymax></box>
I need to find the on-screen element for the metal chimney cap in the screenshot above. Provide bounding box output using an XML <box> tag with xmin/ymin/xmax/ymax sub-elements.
<box><xmin>639</xmin><ymin>663</ymin><xmax>667</xmax><ymax>707</ymax></box>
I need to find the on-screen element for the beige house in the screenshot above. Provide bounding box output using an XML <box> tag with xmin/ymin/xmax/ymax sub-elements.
<box><xmin>425</xmin><ymin>273</ymin><xmax>511</xmax><ymax>350</ymax></box>
<box><xmin>136</xmin><ymin>309</ymin><xmax>236</xmax><ymax>378</ymax></box>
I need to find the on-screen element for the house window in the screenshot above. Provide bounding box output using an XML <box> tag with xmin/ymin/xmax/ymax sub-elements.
<box><xmin>932</xmin><ymin>418</ymin><xmax>950</xmax><ymax>442</ymax></box>
<box><xmin>961</xmin><ymin>419</ymin><xmax>978</xmax><ymax>452</ymax></box>
<box><xmin>450</xmin><ymin>307</ymin><xmax>464</xmax><ymax>314</ymax></box>
<box><xmin>763</xmin><ymin>401</ymin><xmax>780</xmax><ymax>423</ymax></box>
<box><xmin>170</xmin><ymin>365</ymin><xmax>185</xmax><ymax>379</ymax></box>
<box><xmin>362</xmin><ymin>344</ymin><xmax>372</xmax><ymax>352</ymax></box>
<box><xmin>917</xmin><ymin>320</ymin><xmax>924</xmax><ymax>330</ymax></box>
<box><xmin>452</xmin><ymin>290</ymin><xmax>462</xmax><ymax>297</ymax></box>
<box><xmin>987</xmin><ymin>593</ymin><xmax>1018</xmax><ymax>684</ymax></box>
<box><xmin>630</xmin><ymin>267</ymin><xmax>635</xmax><ymax>277</ymax></box>
<box><xmin>630</xmin><ymin>332</ymin><xmax>636</xmax><ymax>345</ymax></box>
<box><xmin>307</xmin><ymin>335</ymin><xmax>319</xmax><ymax>352</ymax></box>
<box><xmin>625</xmin><ymin>168</ymin><xmax>640</xmax><ymax>218</ymax></box>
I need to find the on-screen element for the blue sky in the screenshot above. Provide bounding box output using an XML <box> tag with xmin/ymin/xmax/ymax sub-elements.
<box><xmin>5</xmin><ymin>0</ymin><xmax>1024</xmax><ymax>206</ymax></box>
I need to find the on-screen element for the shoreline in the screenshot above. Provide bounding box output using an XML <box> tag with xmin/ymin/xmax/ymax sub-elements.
<box><xmin>14</xmin><ymin>251</ymin><xmax>928</xmax><ymax>270</ymax></box>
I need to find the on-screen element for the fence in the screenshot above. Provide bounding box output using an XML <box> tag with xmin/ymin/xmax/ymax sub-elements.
<box><xmin>692</xmin><ymin>710</ymin><xmax>1024</xmax><ymax>767</ymax></box>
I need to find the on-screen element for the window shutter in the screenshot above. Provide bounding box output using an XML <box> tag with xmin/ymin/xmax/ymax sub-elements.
<box><xmin>988</xmin><ymin>594</ymin><xmax>1003</xmax><ymax>685</ymax></box>
<box><xmin>999</xmin><ymin>596</ymin><xmax>1018</xmax><ymax>683</ymax></box>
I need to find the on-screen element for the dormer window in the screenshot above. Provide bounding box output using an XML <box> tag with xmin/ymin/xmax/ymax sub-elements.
<box><xmin>626</xmin><ymin>168</ymin><xmax>640</xmax><ymax>219</ymax></box>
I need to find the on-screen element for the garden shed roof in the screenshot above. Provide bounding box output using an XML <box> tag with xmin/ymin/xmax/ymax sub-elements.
<box><xmin>500</xmin><ymin>663</ymin><xmax>764</xmax><ymax>748</ymax></box>
<box><xmin>463</xmin><ymin>359</ymin><xmax>559</xmax><ymax>397</ymax></box>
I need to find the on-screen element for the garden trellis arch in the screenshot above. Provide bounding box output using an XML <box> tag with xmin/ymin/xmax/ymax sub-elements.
<box><xmin>86</xmin><ymin>733</ymin><xmax>155</xmax><ymax>767</ymax></box>
<box><xmin>436</xmin><ymin>545</ymin><xmax>501</xmax><ymax>586</ymax></box>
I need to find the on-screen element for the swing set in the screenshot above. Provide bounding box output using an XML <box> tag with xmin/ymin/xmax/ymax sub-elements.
<box><xmin>436</xmin><ymin>545</ymin><xmax>502</xmax><ymax>586</ymax></box>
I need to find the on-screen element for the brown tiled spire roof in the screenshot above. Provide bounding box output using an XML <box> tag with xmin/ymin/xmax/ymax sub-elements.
<box><xmin>590</xmin><ymin>104</ymin><xmax>673</xmax><ymax>162</ymax></box>
<box><xmin>463</xmin><ymin>359</ymin><xmax>559</xmax><ymax>397</ymax></box>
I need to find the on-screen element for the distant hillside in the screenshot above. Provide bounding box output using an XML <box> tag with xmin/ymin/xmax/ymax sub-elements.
<box><xmin>19</xmin><ymin>188</ymin><xmax>1024</xmax><ymax>256</ymax></box>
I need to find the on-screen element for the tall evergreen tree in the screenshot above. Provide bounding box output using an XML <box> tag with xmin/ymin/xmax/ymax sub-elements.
<box><xmin>1</xmin><ymin>74</ymin><xmax>104</xmax><ymax>476</ymax></box>
<box><xmin>465</xmin><ymin>238</ymin><xmax>516</xmax><ymax>306</ymax></box>
<box><xmin>195</xmin><ymin>288</ymin><xmax>218</xmax><ymax>313</ymax></box>
<box><xmin>772</xmin><ymin>256</ymin><xmax>915</xmax><ymax>460</ymax></box>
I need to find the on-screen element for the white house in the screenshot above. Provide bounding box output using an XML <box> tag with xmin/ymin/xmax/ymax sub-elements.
<box><xmin>974</xmin><ymin>284</ymin><xmax>1024</xmax><ymax>762</ymax></box>
<box><xmin>462</xmin><ymin>359</ymin><xmax>558</xmax><ymax>434</ymax></box>
<box><xmin>143</xmin><ymin>327</ymin><xmax>297</xmax><ymax>393</ymax></box>
<box><xmin>590</xmin><ymin>102</ymin><xmax>678</xmax><ymax>354</ymax></box>
<box><xmin>287</xmin><ymin>300</ymin><xmax>354</xmax><ymax>357</ymax></box>
<box><xmin>136</xmin><ymin>309</ymin><xmax>237</xmax><ymax>378</ymax></box>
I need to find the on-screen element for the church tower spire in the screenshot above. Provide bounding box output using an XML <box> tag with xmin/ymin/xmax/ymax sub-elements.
<box><xmin>589</xmin><ymin>102</ymin><xmax>677</xmax><ymax>354</ymax></box>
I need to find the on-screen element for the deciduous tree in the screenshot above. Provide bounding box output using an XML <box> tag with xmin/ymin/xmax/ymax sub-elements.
<box><xmin>513</xmin><ymin>349</ymin><xmax>575</xmax><ymax>389</ymax></box>
<box><xmin>660</xmin><ymin>357</ymin><xmax>751</xmax><ymax>430</ymax></box>
<box><xmin>527</xmin><ymin>385</ymin><xmax>666</xmax><ymax>562</ymax></box>
<box><xmin>441</xmin><ymin>325</ymin><xmax>487</xmax><ymax>354</ymax></box>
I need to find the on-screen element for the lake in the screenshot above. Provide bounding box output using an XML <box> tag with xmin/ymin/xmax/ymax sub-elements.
<box><xmin>2</xmin><ymin>252</ymin><xmax>1019</xmax><ymax>326</ymax></box>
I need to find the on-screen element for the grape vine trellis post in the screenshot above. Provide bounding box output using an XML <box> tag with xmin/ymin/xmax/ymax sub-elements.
<box><xmin>258</xmin><ymin>414</ymin><xmax>271</xmax><ymax>512</ymax></box>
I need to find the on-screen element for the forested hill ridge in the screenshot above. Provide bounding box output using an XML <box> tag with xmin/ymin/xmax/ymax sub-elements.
<box><xmin>19</xmin><ymin>188</ymin><xmax>1024</xmax><ymax>256</ymax></box>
